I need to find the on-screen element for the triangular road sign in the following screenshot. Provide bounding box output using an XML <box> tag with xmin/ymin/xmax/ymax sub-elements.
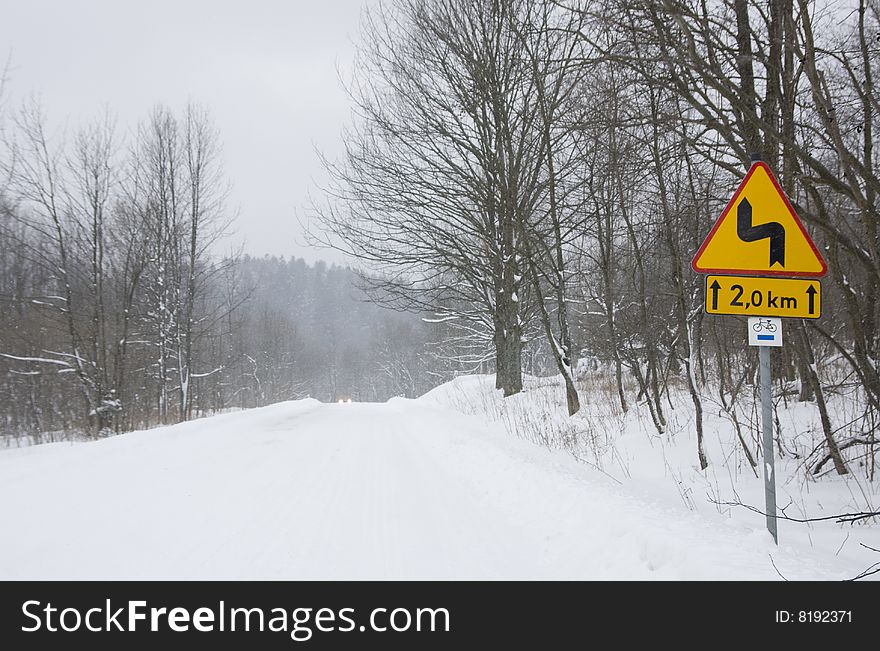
<box><xmin>692</xmin><ymin>162</ymin><xmax>827</xmax><ymax>277</ymax></box>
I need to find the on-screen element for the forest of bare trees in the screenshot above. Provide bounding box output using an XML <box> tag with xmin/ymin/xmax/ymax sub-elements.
<box><xmin>1</xmin><ymin>0</ymin><xmax>877</xmax><ymax>485</ymax></box>
<box><xmin>314</xmin><ymin>0</ymin><xmax>878</xmax><ymax>477</ymax></box>
<box><xmin>0</xmin><ymin>98</ymin><xmax>435</xmax><ymax>441</ymax></box>
<box><xmin>0</xmin><ymin>102</ymin><xmax>235</xmax><ymax>435</ymax></box>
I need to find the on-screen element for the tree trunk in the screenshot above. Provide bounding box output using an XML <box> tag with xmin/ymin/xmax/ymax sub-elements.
<box><xmin>793</xmin><ymin>322</ymin><xmax>848</xmax><ymax>475</ymax></box>
<box><xmin>494</xmin><ymin>302</ymin><xmax>523</xmax><ymax>397</ymax></box>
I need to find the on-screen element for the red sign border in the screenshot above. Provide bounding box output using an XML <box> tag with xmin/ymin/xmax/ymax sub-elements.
<box><xmin>691</xmin><ymin>161</ymin><xmax>828</xmax><ymax>278</ymax></box>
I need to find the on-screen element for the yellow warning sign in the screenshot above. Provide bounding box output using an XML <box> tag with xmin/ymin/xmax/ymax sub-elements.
<box><xmin>705</xmin><ymin>275</ymin><xmax>821</xmax><ymax>318</ymax></box>
<box><xmin>692</xmin><ymin>162</ymin><xmax>827</xmax><ymax>277</ymax></box>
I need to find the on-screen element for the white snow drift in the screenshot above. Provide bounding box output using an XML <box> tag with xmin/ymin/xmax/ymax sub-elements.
<box><xmin>0</xmin><ymin>386</ymin><xmax>868</xmax><ymax>580</ymax></box>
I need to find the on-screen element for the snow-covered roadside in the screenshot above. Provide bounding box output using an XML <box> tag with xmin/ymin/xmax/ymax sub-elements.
<box><xmin>0</xmin><ymin>382</ymin><xmax>872</xmax><ymax>580</ymax></box>
<box><xmin>420</xmin><ymin>373</ymin><xmax>880</xmax><ymax>580</ymax></box>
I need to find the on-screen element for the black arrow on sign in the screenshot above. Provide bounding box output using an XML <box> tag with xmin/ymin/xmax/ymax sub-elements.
<box><xmin>709</xmin><ymin>279</ymin><xmax>721</xmax><ymax>310</ymax></box>
<box><xmin>806</xmin><ymin>284</ymin><xmax>817</xmax><ymax>314</ymax></box>
<box><xmin>736</xmin><ymin>198</ymin><xmax>786</xmax><ymax>268</ymax></box>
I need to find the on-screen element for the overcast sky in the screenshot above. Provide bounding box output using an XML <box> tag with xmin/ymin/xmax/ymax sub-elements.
<box><xmin>0</xmin><ymin>0</ymin><xmax>369</xmax><ymax>263</ymax></box>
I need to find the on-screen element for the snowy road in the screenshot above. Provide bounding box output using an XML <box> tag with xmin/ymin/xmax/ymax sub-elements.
<box><xmin>0</xmin><ymin>398</ymin><xmax>854</xmax><ymax>580</ymax></box>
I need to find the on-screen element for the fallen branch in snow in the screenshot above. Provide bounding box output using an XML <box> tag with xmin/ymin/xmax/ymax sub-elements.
<box><xmin>717</xmin><ymin>500</ymin><xmax>880</xmax><ymax>581</ymax></box>
<box><xmin>812</xmin><ymin>437</ymin><xmax>880</xmax><ymax>475</ymax></box>
<box><xmin>768</xmin><ymin>555</ymin><xmax>789</xmax><ymax>581</ymax></box>
<box><xmin>847</xmin><ymin>545</ymin><xmax>880</xmax><ymax>581</ymax></box>
<box><xmin>713</xmin><ymin>499</ymin><xmax>879</xmax><ymax>525</ymax></box>
<box><xmin>568</xmin><ymin>451</ymin><xmax>623</xmax><ymax>485</ymax></box>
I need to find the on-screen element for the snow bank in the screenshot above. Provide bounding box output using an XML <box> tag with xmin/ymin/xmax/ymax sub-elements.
<box><xmin>0</xmin><ymin>384</ymin><xmax>873</xmax><ymax>580</ymax></box>
<box><xmin>418</xmin><ymin>372</ymin><xmax>880</xmax><ymax>580</ymax></box>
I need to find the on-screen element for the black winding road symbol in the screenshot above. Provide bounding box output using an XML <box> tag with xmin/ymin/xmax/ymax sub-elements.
<box><xmin>736</xmin><ymin>198</ymin><xmax>785</xmax><ymax>268</ymax></box>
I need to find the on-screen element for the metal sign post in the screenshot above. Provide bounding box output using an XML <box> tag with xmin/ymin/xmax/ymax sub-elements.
<box><xmin>750</xmin><ymin>316</ymin><xmax>781</xmax><ymax>544</ymax></box>
<box><xmin>692</xmin><ymin>154</ymin><xmax>827</xmax><ymax>546</ymax></box>
<box><xmin>759</xmin><ymin>346</ymin><xmax>777</xmax><ymax>543</ymax></box>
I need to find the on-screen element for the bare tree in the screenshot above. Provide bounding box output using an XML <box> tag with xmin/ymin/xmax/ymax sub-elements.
<box><xmin>130</xmin><ymin>105</ymin><xmax>231</xmax><ymax>423</ymax></box>
<box><xmin>313</xmin><ymin>0</ymin><xmax>561</xmax><ymax>397</ymax></box>
<box><xmin>566</xmin><ymin>0</ymin><xmax>875</xmax><ymax>472</ymax></box>
<box><xmin>512</xmin><ymin>0</ymin><xmax>592</xmax><ymax>414</ymax></box>
<box><xmin>1</xmin><ymin>103</ymin><xmax>129</xmax><ymax>433</ymax></box>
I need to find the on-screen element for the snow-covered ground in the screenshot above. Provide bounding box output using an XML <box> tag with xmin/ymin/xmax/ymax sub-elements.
<box><xmin>423</xmin><ymin>373</ymin><xmax>880</xmax><ymax>580</ymax></box>
<box><xmin>0</xmin><ymin>374</ymin><xmax>875</xmax><ymax>580</ymax></box>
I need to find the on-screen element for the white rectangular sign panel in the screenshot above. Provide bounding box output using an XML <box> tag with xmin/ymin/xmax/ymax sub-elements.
<box><xmin>748</xmin><ymin>317</ymin><xmax>783</xmax><ymax>346</ymax></box>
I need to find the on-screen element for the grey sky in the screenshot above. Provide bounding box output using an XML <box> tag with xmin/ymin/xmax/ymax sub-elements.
<box><xmin>0</xmin><ymin>0</ymin><xmax>368</xmax><ymax>263</ymax></box>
